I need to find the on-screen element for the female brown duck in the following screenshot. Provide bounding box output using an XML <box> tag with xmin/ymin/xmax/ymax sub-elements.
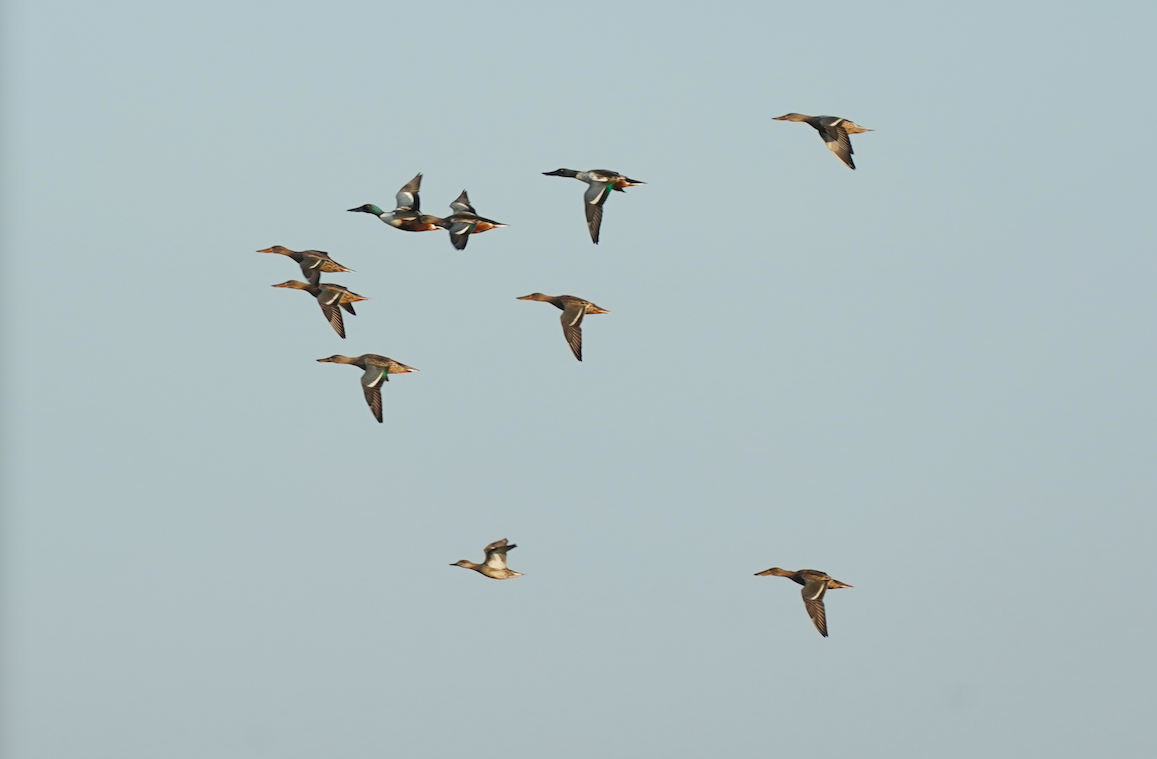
<box><xmin>754</xmin><ymin>567</ymin><xmax>852</xmax><ymax>637</ymax></box>
<box><xmin>272</xmin><ymin>280</ymin><xmax>368</xmax><ymax>339</ymax></box>
<box><xmin>258</xmin><ymin>245</ymin><xmax>354</xmax><ymax>286</ymax></box>
<box><xmin>517</xmin><ymin>293</ymin><xmax>610</xmax><ymax>361</ymax></box>
<box><xmin>773</xmin><ymin>113</ymin><xmax>873</xmax><ymax>170</ymax></box>
<box><xmin>451</xmin><ymin>538</ymin><xmax>522</xmax><ymax>580</ymax></box>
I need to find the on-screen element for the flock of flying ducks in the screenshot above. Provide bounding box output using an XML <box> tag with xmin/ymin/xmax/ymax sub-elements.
<box><xmin>257</xmin><ymin>113</ymin><xmax>872</xmax><ymax>636</ymax></box>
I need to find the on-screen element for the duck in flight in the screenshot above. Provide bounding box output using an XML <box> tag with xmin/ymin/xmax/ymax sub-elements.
<box><xmin>316</xmin><ymin>354</ymin><xmax>417</xmax><ymax>423</ymax></box>
<box><xmin>443</xmin><ymin>190</ymin><xmax>506</xmax><ymax>250</ymax></box>
<box><xmin>258</xmin><ymin>246</ymin><xmax>354</xmax><ymax>286</ymax></box>
<box><xmin>772</xmin><ymin>113</ymin><xmax>873</xmax><ymax>170</ymax></box>
<box><xmin>754</xmin><ymin>567</ymin><xmax>853</xmax><ymax>637</ymax></box>
<box><xmin>542</xmin><ymin>168</ymin><xmax>644</xmax><ymax>243</ymax></box>
<box><xmin>451</xmin><ymin>538</ymin><xmax>522</xmax><ymax>579</ymax></box>
<box><xmin>517</xmin><ymin>293</ymin><xmax>610</xmax><ymax>361</ymax></box>
<box><xmin>347</xmin><ymin>173</ymin><xmax>447</xmax><ymax>232</ymax></box>
<box><xmin>272</xmin><ymin>280</ymin><xmax>367</xmax><ymax>339</ymax></box>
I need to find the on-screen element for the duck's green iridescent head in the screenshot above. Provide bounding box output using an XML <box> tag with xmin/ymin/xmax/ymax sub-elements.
<box><xmin>542</xmin><ymin>168</ymin><xmax>580</xmax><ymax>178</ymax></box>
<box><xmin>347</xmin><ymin>204</ymin><xmax>384</xmax><ymax>215</ymax></box>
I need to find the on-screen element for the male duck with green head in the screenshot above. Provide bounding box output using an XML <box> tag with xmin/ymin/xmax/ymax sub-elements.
<box><xmin>348</xmin><ymin>172</ymin><xmax>447</xmax><ymax>232</ymax></box>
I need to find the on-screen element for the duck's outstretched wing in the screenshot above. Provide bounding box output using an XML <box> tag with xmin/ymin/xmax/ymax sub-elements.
<box><xmin>483</xmin><ymin>538</ymin><xmax>515</xmax><ymax>570</ymax></box>
<box><xmin>361</xmin><ymin>383</ymin><xmax>383</xmax><ymax>423</ymax></box>
<box><xmin>448</xmin><ymin>221</ymin><xmax>473</xmax><ymax>250</ymax></box>
<box><xmin>583</xmin><ymin>182</ymin><xmax>612</xmax><ymax>244</ymax></box>
<box><xmin>301</xmin><ymin>263</ymin><xmax>322</xmax><ymax>286</ymax></box>
<box><xmin>560</xmin><ymin>301</ymin><xmax>586</xmax><ymax>361</ymax></box>
<box><xmin>360</xmin><ymin>364</ymin><xmax>388</xmax><ymax>423</ymax></box>
<box><xmin>820</xmin><ymin>125</ymin><xmax>856</xmax><ymax>170</ymax></box>
<box><xmin>800</xmin><ymin>578</ymin><xmax>829</xmax><ymax>637</ymax></box>
<box><xmin>396</xmin><ymin>173</ymin><xmax>422</xmax><ymax>211</ymax></box>
<box><xmin>584</xmin><ymin>202</ymin><xmax>604</xmax><ymax>244</ymax></box>
<box><xmin>298</xmin><ymin>256</ymin><xmax>324</xmax><ymax>285</ymax></box>
<box><xmin>450</xmin><ymin>190</ymin><xmax>475</xmax><ymax>214</ymax></box>
<box><xmin>319</xmin><ymin>302</ymin><xmax>346</xmax><ymax>339</ymax></box>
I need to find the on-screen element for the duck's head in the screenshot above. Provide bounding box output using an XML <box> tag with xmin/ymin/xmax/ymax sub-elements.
<box><xmin>542</xmin><ymin>168</ymin><xmax>579</xmax><ymax>178</ymax></box>
<box><xmin>773</xmin><ymin>113</ymin><xmax>809</xmax><ymax>122</ymax></box>
<box><xmin>316</xmin><ymin>355</ymin><xmax>356</xmax><ymax>364</ymax></box>
<box><xmin>517</xmin><ymin>293</ymin><xmax>552</xmax><ymax>302</ymax></box>
<box><xmin>271</xmin><ymin>280</ymin><xmax>312</xmax><ymax>291</ymax></box>
<box><xmin>754</xmin><ymin>567</ymin><xmax>793</xmax><ymax>577</ymax></box>
<box><xmin>451</xmin><ymin>560</ymin><xmax>476</xmax><ymax>569</ymax></box>
<box><xmin>257</xmin><ymin>245</ymin><xmax>292</xmax><ymax>255</ymax></box>
<box><xmin>347</xmin><ymin>204</ymin><xmax>384</xmax><ymax>215</ymax></box>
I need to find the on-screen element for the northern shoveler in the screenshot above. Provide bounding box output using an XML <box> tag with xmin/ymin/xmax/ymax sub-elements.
<box><xmin>444</xmin><ymin>190</ymin><xmax>506</xmax><ymax>250</ymax></box>
<box><xmin>772</xmin><ymin>113</ymin><xmax>873</xmax><ymax>170</ymax></box>
<box><xmin>542</xmin><ymin>168</ymin><xmax>645</xmax><ymax>244</ymax></box>
<box><xmin>517</xmin><ymin>293</ymin><xmax>610</xmax><ymax>361</ymax></box>
<box><xmin>316</xmin><ymin>354</ymin><xmax>417</xmax><ymax>423</ymax></box>
<box><xmin>258</xmin><ymin>246</ymin><xmax>354</xmax><ymax>286</ymax></box>
<box><xmin>347</xmin><ymin>173</ymin><xmax>447</xmax><ymax>232</ymax></box>
<box><xmin>754</xmin><ymin>567</ymin><xmax>853</xmax><ymax>637</ymax></box>
<box><xmin>451</xmin><ymin>538</ymin><xmax>522</xmax><ymax>580</ymax></box>
<box><xmin>272</xmin><ymin>280</ymin><xmax>368</xmax><ymax>339</ymax></box>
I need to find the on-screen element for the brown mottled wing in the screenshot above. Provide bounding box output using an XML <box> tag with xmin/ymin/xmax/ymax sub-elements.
<box><xmin>823</xmin><ymin>128</ymin><xmax>856</xmax><ymax>170</ymax></box>
<box><xmin>560</xmin><ymin>302</ymin><xmax>586</xmax><ymax>361</ymax></box>
<box><xmin>361</xmin><ymin>383</ymin><xmax>383</xmax><ymax>423</ymax></box>
<box><xmin>801</xmin><ymin>579</ymin><xmax>829</xmax><ymax>637</ymax></box>
<box><xmin>320</xmin><ymin>302</ymin><xmax>346</xmax><ymax>339</ymax></box>
<box><xmin>483</xmin><ymin>539</ymin><xmax>515</xmax><ymax>570</ymax></box>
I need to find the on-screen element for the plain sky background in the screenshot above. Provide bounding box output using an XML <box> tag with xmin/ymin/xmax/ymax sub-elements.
<box><xmin>3</xmin><ymin>1</ymin><xmax>1156</xmax><ymax>757</ymax></box>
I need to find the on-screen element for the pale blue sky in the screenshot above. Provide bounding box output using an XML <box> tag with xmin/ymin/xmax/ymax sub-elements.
<box><xmin>3</xmin><ymin>1</ymin><xmax>1156</xmax><ymax>757</ymax></box>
